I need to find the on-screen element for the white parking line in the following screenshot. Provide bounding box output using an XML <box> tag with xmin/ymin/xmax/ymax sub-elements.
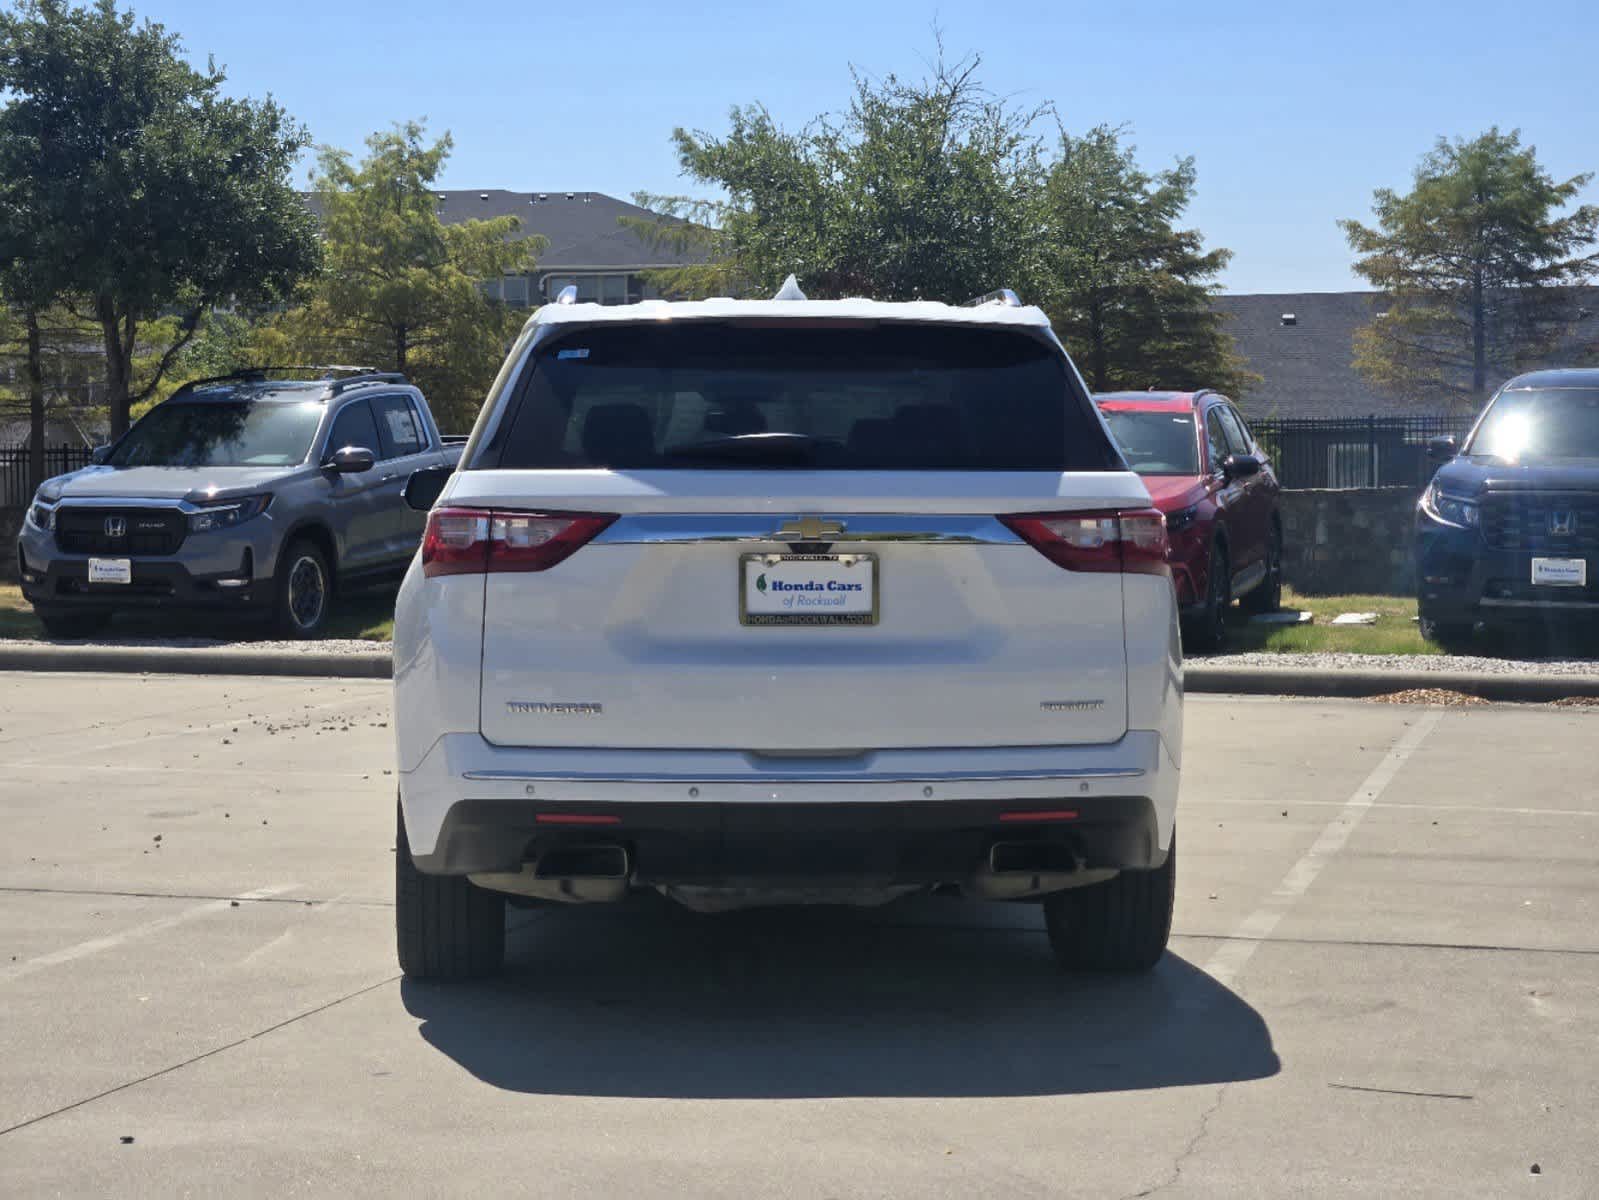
<box><xmin>1202</xmin><ymin>711</ymin><xmax>1443</xmax><ymax>990</ymax></box>
<box><xmin>0</xmin><ymin>884</ymin><xmax>300</xmax><ymax>983</ymax></box>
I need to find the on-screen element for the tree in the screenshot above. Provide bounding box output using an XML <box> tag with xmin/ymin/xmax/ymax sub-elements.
<box><xmin>0</xmin><ymin>207</ymin><xmax>60</xmax><ymax>492</ymax></box>
<box><xmin>0</xmin><ymin>0</ymin><xmax>321</xmax><ymax>437</ymax></box>
<box><xmin>1036</xmin><ymin>125</ymin><xmax>1255</xmax><ymax>394</ymax></box>
<box><xmin>284</xmin><ymin>123</ymin><xmax>545</xmax><ymax>429</ymax></box>
<box><xmin>634</xmin><ymin>52</ymin><xmax>1048</xmax><ymax>302</ymax></box>
<box><xmin>1341</xmin><ymin>128</ymin><xmax>1599</xmax><ymax>410</ymax></box>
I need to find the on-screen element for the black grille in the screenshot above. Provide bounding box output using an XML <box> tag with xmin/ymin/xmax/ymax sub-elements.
<box><xmin>1480</xmin><ymin>494</ymin><xmax>1599</xmax><ymax>553</ymax></box>
<box><xmin>55</xmin><ymin>507</ymin><xmax>187</xmax><ymax>556</ymax></box>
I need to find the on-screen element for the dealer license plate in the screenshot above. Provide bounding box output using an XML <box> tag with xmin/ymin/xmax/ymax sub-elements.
<box><xmin>1531</xmin><ymin>557</ymin><xmax>1587</xmax><ymax>588</ymax></box>
<box><xmin>740</xmin><ymin>553</ymin><xmax>878</xmax><ymax>626</ymax></box>
<box><xmin>87</xmin><ymin>558</ymin><xmax>133</xmax><ymax>585</ymax></box>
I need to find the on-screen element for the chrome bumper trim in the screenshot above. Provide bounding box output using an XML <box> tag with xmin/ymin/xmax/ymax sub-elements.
<box><xmin>592</xmin><ymin>513</ymin><xmax>1024</xmax><ymax>546</ymax></box>
<box><xmin>461</xmin><ymin>766</ymin><xmax>1145</xmax><ymax>785</ymax></box>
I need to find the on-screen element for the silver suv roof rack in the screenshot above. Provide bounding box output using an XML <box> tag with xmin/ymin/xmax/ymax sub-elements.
<box><xmin>962</xmin><ymin>288</ymin><xmax>1023</xmax><ymax>308</ymax></box>
<box><xmin>174</xmin><ymin>366</ymin><xmax>393</xmax><ymax>396</ymax></box>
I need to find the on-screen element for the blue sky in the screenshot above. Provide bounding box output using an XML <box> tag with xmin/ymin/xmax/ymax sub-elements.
<box><xmin>130</xmin><ymin>0</ymin><xmax>1599</xmax><ymax>294</ymax></box>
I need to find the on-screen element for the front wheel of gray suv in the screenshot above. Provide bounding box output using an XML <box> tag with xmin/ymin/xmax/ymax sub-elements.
<box><xmin>395</xmin><ymin>798</ymin><xmax>505</xmax><ymax>980</ymax></box>
<box><xmin>273</xmin><ymin>539</ymin><xmax>332</xmax><ymax>639</ymax></box>
<box><xmin>1043</xmin><ymin>834</ymin><xmax>1175</xmax><ymax>972</ymax></box>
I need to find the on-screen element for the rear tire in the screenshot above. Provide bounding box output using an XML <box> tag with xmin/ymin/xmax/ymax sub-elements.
<box><xmin>38</xmin><ymin>611</ymin><xmax>111</xmax><ymax>639</ymax></box>
<box><xmin>273</xmin><ymin>539</ymin><xmax>331</xmax><ymax>639</ymax></box>
<box><xmin>1242</xmin><ymin>522</ymin><xmax>1283</xmax><ymax>614</ymax></box>
<box><xmin>1185</xmin><ymin>543</ymin><xmax>1231</xmax><ymax>652</ymax></box>
<box><xmin>396</xmin><ymin>798</ymin><xmax>505</xmax><ymax>980</ymax></box>
<box><xmin>1043</xmin><ymin>834</ymin><xmax>1176</xmax><ymax>972</ymax></box>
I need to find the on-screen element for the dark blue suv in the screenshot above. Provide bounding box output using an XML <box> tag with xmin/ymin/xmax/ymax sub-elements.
<box><xmin>1418</xmin><ymin>369</ymin><xmax>1599</xmax><ymax>646</ymax></box>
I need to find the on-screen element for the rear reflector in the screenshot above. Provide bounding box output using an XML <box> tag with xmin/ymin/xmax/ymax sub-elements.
<box><xmin>999</xmin><ymin>508</ymin><xmax>1169</xmax><ymax>576</ymax></box>
<box><xmin>534</xmin><ymin>813</ymin><xmax>622</xmax><ymax>826</ymax></box>
<box><xmin>422</xmin><ymin>508</ymin><xmax>617</xmax><ymax>577</ymax></box>
<box><xmin>998</xmin><ymin>810</ymin><xmax>1080</xmax><ymax>822</ymax></box>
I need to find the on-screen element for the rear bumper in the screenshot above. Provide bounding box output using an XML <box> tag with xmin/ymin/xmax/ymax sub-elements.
<box><xmin>399</xmin><ymin>731</ymin><xmax>1179</xmax><ymax>879</ymax></box>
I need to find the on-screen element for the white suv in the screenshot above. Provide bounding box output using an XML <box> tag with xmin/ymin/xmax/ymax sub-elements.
<box><xmin>391</xmin><ymin>286</ymin><xmax>1182</xmax><ymax>979</ymax></box>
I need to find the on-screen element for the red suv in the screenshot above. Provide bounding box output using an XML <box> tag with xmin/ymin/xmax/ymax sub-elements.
<box><xmin>1095</xmin><ymin>391</ymin><xmax>1282</xmax><ymax>649</ymax></box>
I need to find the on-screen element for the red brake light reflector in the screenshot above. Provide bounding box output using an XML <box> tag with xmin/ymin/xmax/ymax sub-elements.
<box><xmin>422</xmin><ymin>508</ymin><xmax>616</xmax><ymax>577</ymax></box>
<box><xmin>998</xmin><ymin>809</ymin><xmax>1080</xmax><ymax>823</ymax></box>
<box><xmin>534</xmin><ymin>813</ymin><xmax>622</xmax><ymax>826</ymax></box>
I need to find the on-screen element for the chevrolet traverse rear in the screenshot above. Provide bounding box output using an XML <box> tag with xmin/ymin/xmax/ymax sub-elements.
<box><xmin>392</xmin><ymin>287</ymin><xmax>1183</xmax><ymax>978</ymax></box>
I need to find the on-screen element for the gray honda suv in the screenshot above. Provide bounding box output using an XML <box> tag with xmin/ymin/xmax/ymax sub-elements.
<box><xmin>17</xmin><ymin>369</ymin><xmax>461</xmax><ymax>638</ymax></box>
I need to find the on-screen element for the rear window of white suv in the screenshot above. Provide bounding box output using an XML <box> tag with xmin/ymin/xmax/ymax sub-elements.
<box><xmin>483</xmin><ymin>322</ymin><xmax>1119</xmax><ymax>471</ymax></box>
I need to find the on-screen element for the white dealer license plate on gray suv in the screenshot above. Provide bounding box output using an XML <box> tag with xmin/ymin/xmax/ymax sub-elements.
<box><xmin>740</xmin><ymin>553</ymin><xmax>878</xmax><ymax>626</ymax></box>
<box><xmin>87</xmin><ymin>558</ymin><xmax>133</xmax><ymax>585</ymax></box>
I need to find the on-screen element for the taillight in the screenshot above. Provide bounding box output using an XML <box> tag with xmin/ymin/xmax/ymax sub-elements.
<box><xmin>1000</xmin><ymin>508</ymin><xmax>1170</xmax><ymax>576</ymax></box>
<box><xmin>421</xmin><ymin>508</ymin><xmax>616</xmax><ymax>577</ymax></box>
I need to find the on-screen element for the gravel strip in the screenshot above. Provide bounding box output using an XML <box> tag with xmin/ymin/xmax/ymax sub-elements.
<box><xmin>1197</xmin><ymin>651</ymin><xmax>1599</xmax><ymax>677</ymax></box>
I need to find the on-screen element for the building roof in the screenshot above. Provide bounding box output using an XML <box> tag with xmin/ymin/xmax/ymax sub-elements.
<box><xmin>1211</xmin><ymin>291</ymin><xmax>1398</xmax><ymax>419</ymax></box>
<box><xmin>1213</xmin><ymin>289</ymin><xmax>1599</xmax><ymax>419</ymax></box>
<box><xmin>302</xmin><ymin>189</ymin><xmax>704</xmax><ymax>273</ymax></box>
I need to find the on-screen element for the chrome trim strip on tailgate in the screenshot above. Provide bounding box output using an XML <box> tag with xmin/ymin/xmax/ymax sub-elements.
<box><xmin>462</xmin><ymin>766</ymin><xmax>1144</xmax><ymax>784</ymax></box>
<box><xmin>593</xmin><ymin>514</ymin><xmax>1024</xmax><ymax>546</ymax></box>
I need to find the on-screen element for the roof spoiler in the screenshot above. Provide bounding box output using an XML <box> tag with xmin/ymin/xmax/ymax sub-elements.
<box><xmin>962</xmin><ymin>288</ymin><xmax>1023</xmax><ymax>308</ymax></box>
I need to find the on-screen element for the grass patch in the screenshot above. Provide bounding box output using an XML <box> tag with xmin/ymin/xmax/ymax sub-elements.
<box><xmin>0</xmin><ymin>584</ymin><xmax>43</xmax><ymax>638</ymax></box>
<box><xmin>1212</xmin><ymin>587</ymin><xmax>1441</xmax><ymax>657</ymax></box>
<box><xmin>325</xmin><ymin>587</ymin><xmax>397</xmax><ymax>642</ymax></box>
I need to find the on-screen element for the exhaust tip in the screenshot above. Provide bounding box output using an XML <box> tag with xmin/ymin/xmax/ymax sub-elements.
<box><xmin>533</xmin><ymin>844</ymin><xmax>629</xmax><ymax>880</ymax></box>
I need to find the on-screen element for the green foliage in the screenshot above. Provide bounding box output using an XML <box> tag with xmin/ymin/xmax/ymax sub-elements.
<box><xmin>636</xmin><ymin>54</ymin><xmax>1048</xmax><ymax>303</ymax></box>
<box><xmin>630</xmin><ymin>55</ymin><xmax>1250</xmax><ymax>395</ymax></box>
<box><xmin>0</xmin><ymin>0</ymin><xmax>321</xmax><ymax>435</ymax></box>
<box><xmin>1037</xmin><ymin>125</ymin><xmax>1256</xmax><ymax>395</ymax></box>
<box><xmin>276</xmin><ymin>122</ymin><xmax>545</xmax><ymax>430</ymax></box>
<box><xmin>1341</xmin><ymin>128</ymin><xmax>1599</xmax><ymax>411</ymax></box>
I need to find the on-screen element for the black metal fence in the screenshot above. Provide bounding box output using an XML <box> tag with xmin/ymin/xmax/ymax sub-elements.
<box><xmin>1</xmin><ymin>444</ymin><xmax>95</xmax><ymax>508</ymax></box>
<box><xmin>1250</xmin><ymin>416</ymin><xmax>1475</xmax><ymax>490</ymax></box>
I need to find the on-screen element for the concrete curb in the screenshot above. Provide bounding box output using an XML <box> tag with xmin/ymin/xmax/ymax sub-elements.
<box><xmin>1185</xmin><ymin>663</ymin><xmax>1599</xmax><ymax>702</ymax></box>
<box><xmin>7</xmin><ymin>644</ymin><xmax>1599</xmax><ymax>702</ymax></box>
<box><xmin>0</xmin><ymin>644</ymin><xmax>393</xmax><ymax>679</ymax></box>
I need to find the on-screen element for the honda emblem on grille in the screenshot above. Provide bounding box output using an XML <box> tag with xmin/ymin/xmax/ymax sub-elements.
<box><xmin>1549</xmin><ymin>511</ymin><xmax>1576</xmax><ymax>536</ymax></box>
<box><xmin>103</xmin><ymin>517</ymin><xmax>127</xmax><ymax>538</ymax></box>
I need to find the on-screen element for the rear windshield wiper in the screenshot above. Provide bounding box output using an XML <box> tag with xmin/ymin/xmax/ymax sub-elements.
<box><xmin>661</xmin><ymin>432</ymin><xmax>819</xmax><ymax>463</ymax></box>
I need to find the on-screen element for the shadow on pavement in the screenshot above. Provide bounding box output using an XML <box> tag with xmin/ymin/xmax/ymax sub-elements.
<box><xmin>401</xmin><ymin>893</ymin><xmax>1279</xmax><ymax>1099</ymax></box>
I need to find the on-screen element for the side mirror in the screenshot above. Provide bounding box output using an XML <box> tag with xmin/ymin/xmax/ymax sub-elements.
<box><xmin>90</xmin><ymin>445</ymin><xmax>112</xmax><ymax>465</ymax></box>
<box><xmin>403</xmin><ymin>465</ymin><xmax>453</xmax><ymax>512</ymax></box>
<box><xmin>1222</xmin><ymin>453</ymin><xmax>1262</xmax><ymax>481</ymax></box>
<box><xmin>1427</xmin><ymin>435</ymin><xmax>1458</xmax><ymax>464</ymax></box>
<box><xmin>326</xmin><ymin>445</ymin><xmax>375</xmax><ymax>474</ymax></box>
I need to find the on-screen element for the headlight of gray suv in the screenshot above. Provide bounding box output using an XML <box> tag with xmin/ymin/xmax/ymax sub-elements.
<box><xmin>27</xmin><ymin>499</ymin><xmax>54</xmax><ymax>531</ymax></box>
<box><xmin>188</xmin><ymin>494</ymin><xmax>272</xmax><ymax>533</ymax></box>
<box><xmin>1420</xmin><ymin>482</ymin><xmax>1479</xmax><ymax>530</ymax></box>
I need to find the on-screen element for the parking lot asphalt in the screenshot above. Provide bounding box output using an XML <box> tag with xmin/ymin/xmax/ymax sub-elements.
<box><xmin>1</xmin><ymin>674</ymin><xmax>1596</xmax><ymax>1198</ymax></box>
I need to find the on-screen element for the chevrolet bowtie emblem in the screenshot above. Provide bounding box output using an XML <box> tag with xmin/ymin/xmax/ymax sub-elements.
<box><xmin>774</xmin><ymin>516</ymin><xmax>846</xmax><ymax>541</ymax></box>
